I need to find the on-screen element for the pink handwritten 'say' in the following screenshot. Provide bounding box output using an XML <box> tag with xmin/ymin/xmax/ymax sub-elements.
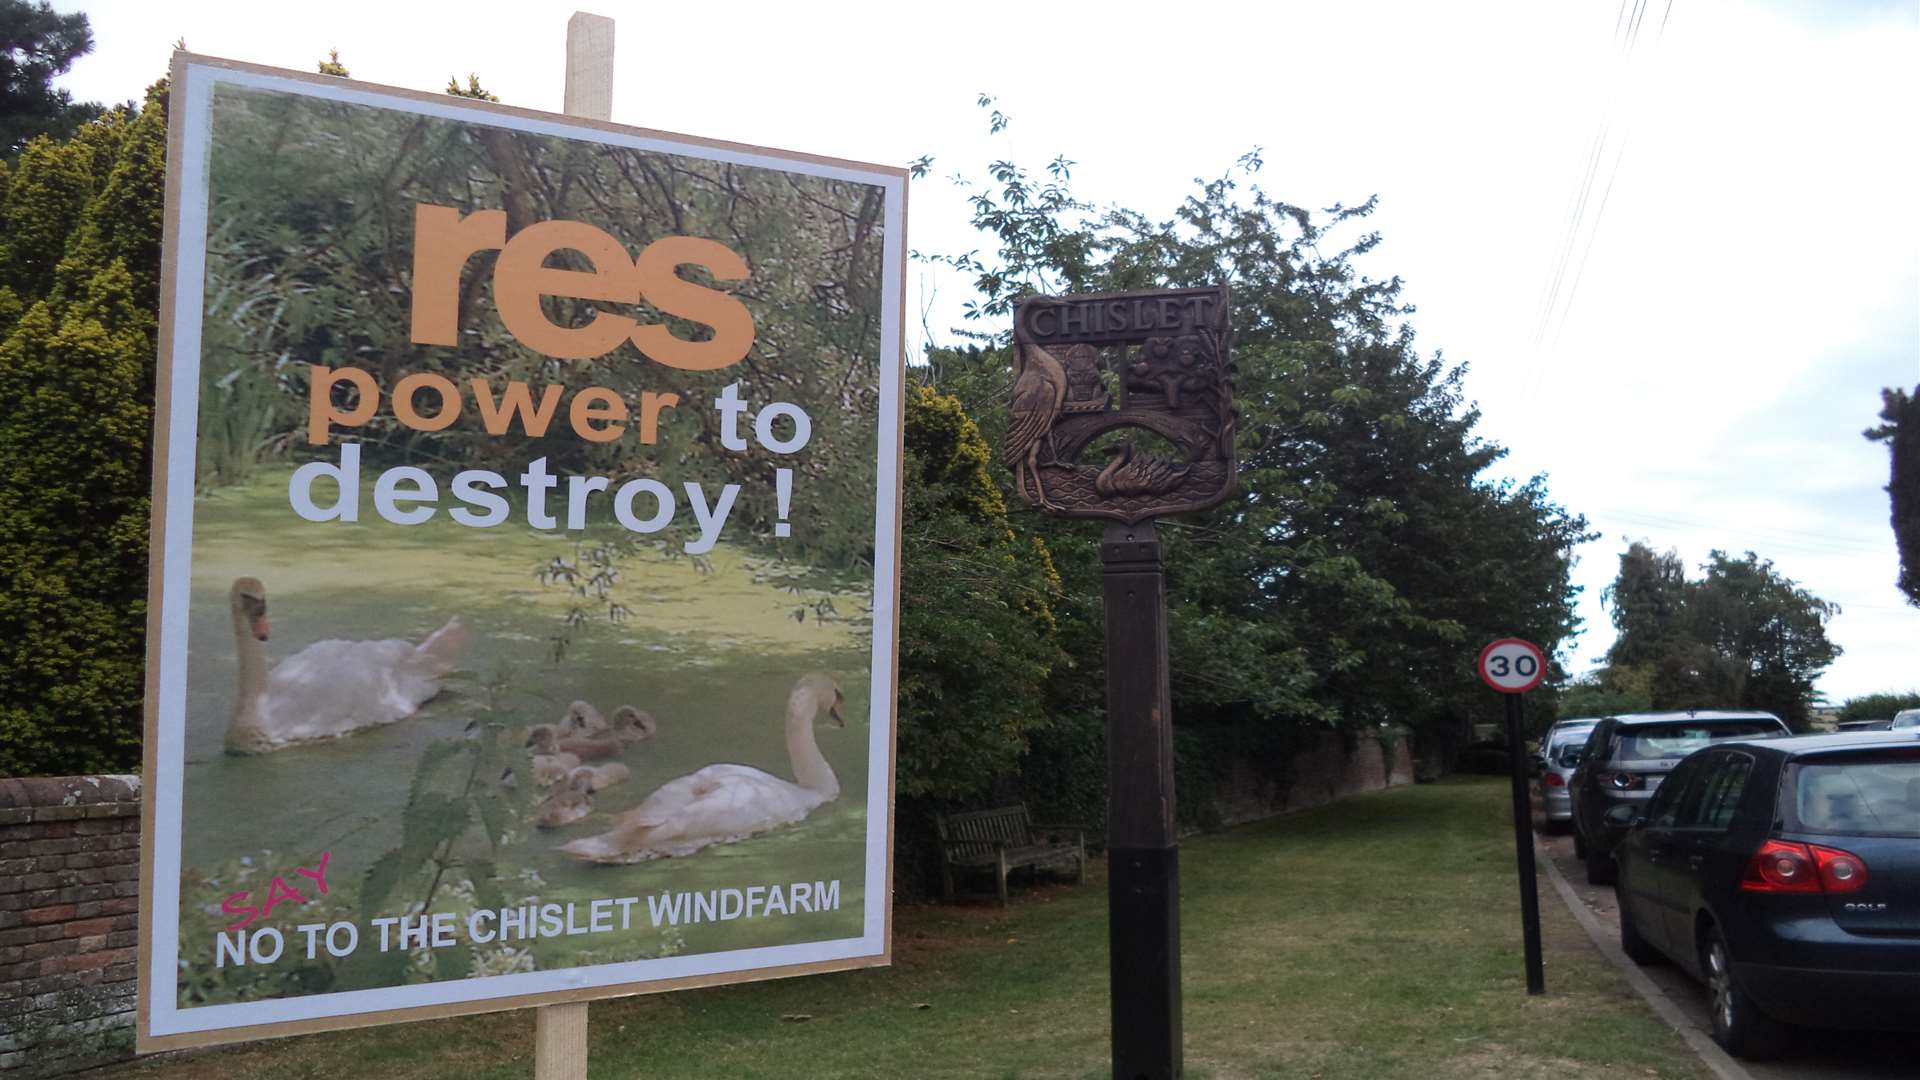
<box><xmin>220</xmin><ymin>851</ymin><xmax>331</xmax><ymax>931</ymax></box>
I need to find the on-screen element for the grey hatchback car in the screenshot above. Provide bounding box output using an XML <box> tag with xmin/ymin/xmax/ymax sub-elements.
<box><xmin>1531</xmin><ymin>718</ymin><xmax>1600</xmax><ymax>832</ymax></box>
<box><xmin>1569</xmin><ymin>711</ymin><xmax>1790</xmax><ymax>884</ymax></box>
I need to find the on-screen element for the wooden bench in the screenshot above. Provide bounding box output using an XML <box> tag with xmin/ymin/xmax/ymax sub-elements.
<box><xmin>935</xmin><ymin>803</ymin><xmax>1087</xmax><ymax>905</ymax></box>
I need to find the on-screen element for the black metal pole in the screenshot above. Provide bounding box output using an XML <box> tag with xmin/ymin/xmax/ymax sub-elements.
<box><xmin>1504</xmin><ymin>691</ymin><xmax>1545</xmax><ymax>995</ymax></box>
<box><xmin>1101</xmin><ymin>521</ymin><xmax>1181</xmax><ymax>1079</ymax></box>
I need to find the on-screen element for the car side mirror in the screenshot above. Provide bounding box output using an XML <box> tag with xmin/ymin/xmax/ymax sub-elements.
<box><xmin>1603</xmin><ymin>804</ymin><xmax>1643</xmax><ymax>829</ymax></box>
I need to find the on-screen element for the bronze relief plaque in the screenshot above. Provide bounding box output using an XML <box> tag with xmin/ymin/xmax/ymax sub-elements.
<box><xmin>1006</xmin><ymin>286</ymin><xmax>1234</xmax><ymax>523</ymax></box>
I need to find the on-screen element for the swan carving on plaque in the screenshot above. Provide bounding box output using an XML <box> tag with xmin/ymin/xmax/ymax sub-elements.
<box><xmin>1005</xmin><ymin>286</ymin><xmax>1235</xmax><ymax>523</ymax></box>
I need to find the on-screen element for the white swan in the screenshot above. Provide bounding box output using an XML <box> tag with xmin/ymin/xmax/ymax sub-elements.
<box><xmin>559</xmin><ymin>673</ymin><xmax>846</xmax><ymax>864</ymax></box>
<box><xmin>224</xmin><ymin>577</ymin><xmax>468</xmax><ymax>754</ymax></box>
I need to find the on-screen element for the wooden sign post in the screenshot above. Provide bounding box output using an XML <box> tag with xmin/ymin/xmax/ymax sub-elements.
<box><xmin>1007</xmin><ymin>287</ymin><xmax>1235</xmax><ymax>1079</ymax></box>
<box><xmin>534</xmin><ymin>14</ymin><xmax>617</xmax><ymax>1078</ymax></box>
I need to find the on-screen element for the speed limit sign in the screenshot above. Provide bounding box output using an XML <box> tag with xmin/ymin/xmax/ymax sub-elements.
<box><xmin>1477</xmin><ymin>638</ymin><xmax>1547</xmax><ymax>694</ymax></box>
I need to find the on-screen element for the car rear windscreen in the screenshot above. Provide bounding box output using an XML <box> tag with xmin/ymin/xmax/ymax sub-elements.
<box><xmin>1787</xmin><ymin>752</ymin><xmax>1920</xmax><ymax>837</ymax></box>
<box><xmin>1615</xmin><ymin>721</ymin><xmax>1783</xmax><ymax>761</ymax></box>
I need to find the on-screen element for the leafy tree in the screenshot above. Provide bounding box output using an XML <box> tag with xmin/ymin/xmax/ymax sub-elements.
<box><xmin>1602</xmin><ymin>542</ymin><xmax>1690</xmax><ymax>669</ymax></box>
<box><xmin>1837</xmin><ymin>690</ymin><xmax>1920</xmax><ymax>724</ymax></box>
<box><xmin>1689</xmin><ymin>550</ymin><xmax>1839</xmax><ymax>726</ymax></box>
<box><xmin>1602</xmin><ymin>544</ymin><xmax>1839</xmax><ymax>729</ymax></box>
<box><xmin>1</xmin><ymin>0</ymin><xmax>102</xmax><ymax>157</ymax></box>
<box><xmin>918</xmin><ymin>106</ymin><xmax>1592</xmax><ymax>778</ymax></box>
<box><xmin>1558</xmin><ymin>667</ymin><xmax>1652</xmax><ymax>720</ymax></box>
<box><xmin>1866</xmin><ymin>385</ymin><xmax>1918</xmax><ymax>606</ymax></box>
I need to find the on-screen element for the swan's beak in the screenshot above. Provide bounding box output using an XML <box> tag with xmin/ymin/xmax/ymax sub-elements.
<box><xmin>251</xmin><ymin>615</ymin><xmax>271</xmax><ymax>641</ymax></box>
<box><xmin>830</xmin><ymin>689</ymin><xmax>846</xmax><ymax>728</ymax></box>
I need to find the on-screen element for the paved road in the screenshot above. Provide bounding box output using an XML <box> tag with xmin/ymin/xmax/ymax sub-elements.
<box><xmin>1538</xmin><ymin>833</ymin><xmax>1911</xmax><ymax>1080</ymax></box>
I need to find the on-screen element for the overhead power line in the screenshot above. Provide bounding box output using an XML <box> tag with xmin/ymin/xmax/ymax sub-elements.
<box><xmin>1526</xmin><ymin>1</ymin><xmax>1681</xmax><ymax>383</ymax></box>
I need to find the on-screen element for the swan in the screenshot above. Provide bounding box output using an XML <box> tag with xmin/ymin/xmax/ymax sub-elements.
<box><xmin>611</xmin><ymin>706</ymin><xmax>657</xmax><ymax>742</ymax></box>
<box><xmin>570</xmin><ymin>762</ymin><xmax>630</xmax><ymax>791</ymax></box>
<box><xmin>224</xmin><ymin>577</ymin><xmax>467</xmax><ymax>754</ymax></box>
<box><xmin>527</xmin><ymin>725</ymin><xmax>622</xmax><ymax>762</ymax></box>
<box><xmin>562</xmin><ymin>702</ymin><xmax>656</xmax><ymax>740</ymax></box>
<box><xmin>1094</xmin><ymin>442</ymin><xmax>1189</xmax><ymax>498</ymax></box>
<box><xmin>562</xmin><ymin>701</ymin><xmax>609</xmax><ymax>735</ymax></box>
<box><xmin>532</xmin><ymin>751</ymin><xmax>581</xmax><ymax>786</ymax></box>
<box><xmin>559</xmin><ymin>673</ymin><xmax>846</xmax><ymax>864</ymax></box>
<box><xmin>534</xmin><ymin>772</ymin><xmax>594</xmax><ymax>829</ymax></box>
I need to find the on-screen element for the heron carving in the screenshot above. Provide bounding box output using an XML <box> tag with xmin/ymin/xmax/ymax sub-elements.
<box><xmin>1005</xmin><ymin>342</ymin><xmax>1069</xmax><ymax>510</ymax></box>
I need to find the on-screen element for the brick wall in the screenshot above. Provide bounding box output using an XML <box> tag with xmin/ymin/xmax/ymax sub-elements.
<box><xmin>0</xmin><ymin>777</ymin><xmax>140</xmax><ymax>1078</ymax></box>
<box><xmin>1209</xmin><ymin>731</ymin><xmax>1416</xmax><ymax>828</ymax></box>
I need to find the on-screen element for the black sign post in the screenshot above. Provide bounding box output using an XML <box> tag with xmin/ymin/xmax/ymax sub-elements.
<box><xmin>1102</xmin><ymin>523</ymin><xmax>1181</xmax><ymax>1074</ymax></box>
<box><xmin>1478</xmin><ymin>638</ymin><xmax>1548</xmax><ymax>995</ymax></box>
<box><xmin>1007</xmin><ymin>286</ymin><xmax>1234</xmax><ymax>1080</ymax></box>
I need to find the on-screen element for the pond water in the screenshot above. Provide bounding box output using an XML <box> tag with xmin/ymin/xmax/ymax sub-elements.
<box><xmin>174</xmin><ymin>472</ymin><xmax>876</xmax><ymax>984</ymax></box>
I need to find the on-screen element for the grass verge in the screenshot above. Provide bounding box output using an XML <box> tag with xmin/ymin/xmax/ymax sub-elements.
<box><xmin>115</xmin><ymin>778</ymin><xmax>1707</xmax><ymax>1079</ymax></box>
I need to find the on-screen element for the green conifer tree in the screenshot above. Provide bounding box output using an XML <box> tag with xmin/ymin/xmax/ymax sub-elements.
<box><xmin>0</xmin><ymin>86</ymin><xmax>163</xmax><ymax>777</ymax></box>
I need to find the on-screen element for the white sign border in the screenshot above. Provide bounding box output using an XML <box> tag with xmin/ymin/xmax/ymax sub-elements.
<box><xmin>1476</xmin><ymin>638</ymin><xmax>1548</xmax><ymax>694</ymax></box>
<box><xmin>141</xmin><ymin>54</ymin><xmax>906</xmax><ymax>1047</ymax></box>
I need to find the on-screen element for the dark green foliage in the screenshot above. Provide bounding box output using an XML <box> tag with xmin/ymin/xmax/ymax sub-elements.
<box><xmin>0</xmin><ymin>113</ymin><xmax>120</xmax><ymax>308</ymax></box>
<box><xmin>1601</xmin><ymin>543</ymin><xmax>1839</xmax><ymax>730</ymax></box>
<box><xmin>918</xmin><ymin>121</ymin><xmax>1592</xmax><ymax>781</ymax></box>
<box><xmin>892</xmin><ymin>381</ymin><xmax>1064</xmax><ymax>889</ymax></box>
<box><xmin>1601</xmin><ymin>542</ymin><xmax>1689</xmax><ymax>670</ymax></box>
<box><xmin>897</xmin><ymin>384</ymin><xmax>1063</xmax><ymax>795</ymax></box>
<box><xmin>1837</xmin><ymin>691</ymin><xmax>1920</xmax><ymax>724</ymax></box>
<box><xmin>0</xmin><ymin>85</ymin><xmax>162</xmax><ymax>778</ymax></box>
<box><xmin>1</xmin><ymin>0</ymin><xmax>102</xmax><ymax>158</ymax></box>
<box><xmin>1867</xmin><ymin>386</ymin><xmax>1918</xmax><ymax>606</ymax></box>
<box><xmin>1557</xmin><ymin>668</ymin><xmax>1653</xmax><ymax>721</ymax></box>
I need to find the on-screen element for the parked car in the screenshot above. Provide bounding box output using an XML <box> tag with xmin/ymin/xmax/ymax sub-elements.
<box><xmin>1530</xmin><ymin>718</ymin><xmax>1600</xmax><ymax>832</ymax></box>
<box><xmin>1569</xmin><ymin>711</ymin><xmax>1790</xmax><ymax>884</ymax></box>
<box><xmin>1893</xmin><ymin>708</ymin><xmax>1920</xmax><ymax>730</ymax></box>
<box><xmin>1837</xmin><ymin>719</ymin><xmax>1893</xmax><ymax>732</ymax></box>
<box><xmin>1611</xmin><ymin>731</ymin><xmax>1920</xmax><ymax>1057</ymax></box>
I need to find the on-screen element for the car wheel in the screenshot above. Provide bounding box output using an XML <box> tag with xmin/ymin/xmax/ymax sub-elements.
<box><xmin>1704</xmin><ymin>928</ymin><xmax>1786</xmax><ymax>1059</ymax></box>
<box><xmin>1584</xmin><ymin>844</ymin><xmax>1615</xmax><ymax>885</ymax></box>
<box><xmin>1572</xmin><ymin>828</ymin><xmax>1587</xmax><ymax>860</ymax></box>
<box><xmin>1615</xmin><ymin>887</ymin><xmax>1661</xmax><ymax>965</ymax></box>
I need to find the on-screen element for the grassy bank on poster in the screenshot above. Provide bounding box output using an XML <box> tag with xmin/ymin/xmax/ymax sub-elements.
<box><xmin>175</xmin><ymin>471</ymin><xmax>873</xmax><ymax>1005</ymax></box>
<box><xmin>180</xmin><ymin>470</ymin><xmax>871</xmax><ymax>999</ymax></box>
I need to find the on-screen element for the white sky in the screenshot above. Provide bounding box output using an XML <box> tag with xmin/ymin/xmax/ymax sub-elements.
<box><xmin>52</xmin><ymin>0</ymin><xmax>1920</xmax><ymax>703</ymax></box>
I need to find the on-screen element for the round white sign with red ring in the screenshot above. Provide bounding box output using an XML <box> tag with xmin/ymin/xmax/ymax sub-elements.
<box><xmin>1478</xmin><ymin>638</ymin><xmax>1547</xmax><ymax>694</ymax></box>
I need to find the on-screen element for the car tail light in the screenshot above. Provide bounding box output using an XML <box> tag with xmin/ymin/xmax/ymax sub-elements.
<box><xmin>1810</xmin><ymin>844</ymin><xmax>1869</xmax><ymax>893</ymax></box>
<box><xmin>1741</xmin><ymin>840</ymin><xmax>1869</xmax><ymax>894</ymax></box>
<box><xmin>1542</xmin><ymin>772</ymin><xmax>1565</xmax><ymax>787</ymax></box>
<box><xmin>1602</xmin><ymin>771</ymin><xmax>1645</xmax><ymax>791</ymax></box>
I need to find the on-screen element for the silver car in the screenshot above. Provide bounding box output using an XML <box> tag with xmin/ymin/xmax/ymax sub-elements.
<box><xmin>1893</xmin><ymin>708</ymin><xmax>1920</xmax><ymax>730</ymax></box>
<box><xmin>1531</xmin><ymin>718</ymin><xmax>1600</xmax><ymax>832</ymax></box>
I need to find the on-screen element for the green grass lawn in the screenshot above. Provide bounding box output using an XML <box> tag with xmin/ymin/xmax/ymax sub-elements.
<box><xmin>119</xmin><ymin>779</ymin><xmax>1707</xmax><ymax>1079</ymax></box>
